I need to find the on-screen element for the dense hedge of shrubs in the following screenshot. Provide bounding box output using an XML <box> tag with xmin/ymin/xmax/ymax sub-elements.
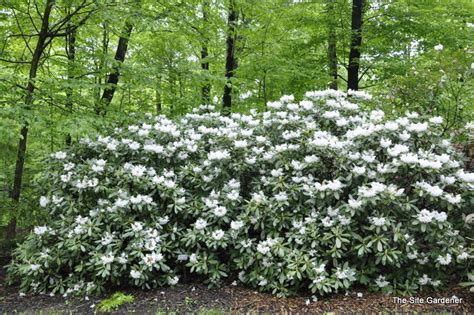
<box><xmin>7</xmin><ymin>90</ymin><xmax>473</xmax><ymax>297</ymax></box>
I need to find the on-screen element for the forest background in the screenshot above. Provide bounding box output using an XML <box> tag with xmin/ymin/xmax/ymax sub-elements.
<box><xmin>0</xmin><ymin>0</ymin><xmax>472</xmax><ymax>243</ymax></box>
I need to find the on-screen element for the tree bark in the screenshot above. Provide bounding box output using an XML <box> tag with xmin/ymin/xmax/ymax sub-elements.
<box><xmin>97</xmin><ymin>21</ymin><xmax>133</xmax><ymax>115</ymax></box>
<box><xmin>156</xmin><ymin>87</ymin><xmax>162</xmax><ymax>114</ymax></box>
<box><xmin>6</xmin><ymin>0</ymin><xmax>54</xmax><ymax>240</ymax></box>
<box><xmin>327</xmin><ymin>0</ymin><xmax>338</xmax><ymax>90</ymax></box>
<box><xmin>201</xmin><ymin>0</ymin><xmax>210</xmax><ymax>104</ymax></box>
<box><xmin>347</xmin><ymin>0</ymin><xmax>364</xmax><ymax>91</ymax></box>
<box><xmin>65</xmin><ymin>20</ymin><xmax>76</xmax><ymax>145</ymax></box>
<box><xmin>222</xmin><ymin>0</ymin><xmax>237</xmax><ymax>112</ymax></box>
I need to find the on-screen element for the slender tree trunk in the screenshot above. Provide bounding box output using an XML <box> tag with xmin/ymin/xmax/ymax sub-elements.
<box><xmin>201</xmin><ymin>0</ymin><xmax>210</xmax><ymax>104</ymax></box>
<box><xmin>65</xmin><ymin>21</ymin><xmax>76</xmax><ymax>145</ymax></box>
<box><xmin>222</xmin><ymin>0</ymin><xmax>237</xmax><ymax>112</ymax></box>
<box><xmin>201</xmin><ymin>45</ymin><xmax>210</xmax><ymax>103</ymax></box>
<box><xmin>347</xmin><ymin>0</ymin><xmax>364</xmax><ymax>91</ymax></box>
<box><xmin>262</xmin><ymin>70</ymin><xmax>268</xmax><ymax>109</ymax></box>
<box><xmin>327</xmin><ymin>0</ymin><xmax>338</xmax><ymax>90</ymax></box>
<box><xmin>95</xmin><ymin>23</ymin><xmax>109</xmax><ymax>104</ymax></box>
<box><xmin>6</xmin><ymin>0</ymin><xmax>54</xmax><ymax>240</ymax></box>
<box><xmin>156</xmin><ymin>88</ymin><xmax>162</xmax><ymax>114</ymax></box>
<box><xmin>97</xmin><ymin>21</ymin><xmax>133</xmax><ymax>115</ymax></box>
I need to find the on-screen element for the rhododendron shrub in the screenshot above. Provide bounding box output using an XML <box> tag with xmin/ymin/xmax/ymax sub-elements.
<box><xmin>8</xmin><ymin>90</ymin><xmax>473</xmax><ymax>296</ymax></box>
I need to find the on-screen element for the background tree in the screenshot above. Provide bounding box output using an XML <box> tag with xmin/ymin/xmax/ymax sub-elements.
<box><xmin>0</xmin><ymin>0</ymin><xmax>472</xmax><ymax>243</ymax></box>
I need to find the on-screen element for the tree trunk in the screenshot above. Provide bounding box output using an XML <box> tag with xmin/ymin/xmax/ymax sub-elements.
<box><xmin>97</xmin><ymin>21</ymin><xmax>133</xmax><ymax>115</ymax></box>
<box><xmin>347</xmin><ymin>0</ymin><xmax>364</xmax><ymax>91</ymax></box>
<box><xmin>327</xmin><ymin>0</ymin><xmax>338</xmax><ymax>90</ymax></box>
<box><xmin>156</xmin><ymin>88</ymin><xmax>162</xmax><ymax>114</ymax></box>
<box><xmin>222</xmin><ymin>0</ymin><xmax>237</xmax><ymax>112</ymax></box>
<box><xmin>6</xmin><ymin>0</ymin><xmax>54</xmax><ymax>240</ymax></box>
<box><xmin>201</xmin><ymin>0</ymin><xmax>210</xmax><ymax>104</ymax></box>
<box><xmin>65</xmin><ymin>20</ymin><xmax>76</xmax><ymax>145</ymax></box>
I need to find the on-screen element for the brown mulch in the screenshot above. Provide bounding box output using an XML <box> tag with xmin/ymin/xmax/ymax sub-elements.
<box><xmin>1</xmin><ymin>271</ymin><xmax>472</xmax><ymax>314</ymax></box>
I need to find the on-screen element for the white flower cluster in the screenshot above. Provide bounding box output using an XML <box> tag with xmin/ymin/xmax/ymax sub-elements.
<box><xmin>416</xmin><ymin>209</ymin><xmax>448</xmax><ymax>223</ymax></box>
<box><xmin>11</xmin><ymin>90</ymin><xmax>472</xmax><ymax>297</ymax></box>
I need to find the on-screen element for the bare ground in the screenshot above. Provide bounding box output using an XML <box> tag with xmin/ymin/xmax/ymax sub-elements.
<box><xmin>1</xmin><ymin>268</ymin><xmax>472</xmax><ymax>314</ymax></box>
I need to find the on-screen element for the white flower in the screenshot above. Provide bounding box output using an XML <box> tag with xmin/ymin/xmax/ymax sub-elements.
<box><xmin>325</xmin><ymin>179</ymin><xmax>344</xmax><ymax>191</ymax></box>
<box><xmin>440</xmin><ymin>175</ymin><xmax>456</xmax><ymax>185</ymax></box>
<box><xmin>400</xmin><ymin>153</ymin><xmax>418</xmax><ymax>164</ymax></box>
<box><xmin>314</xmin><ymin>264</ymin><xmax>325</xmax><ymax>273</ymax></box>
<box><xmin>128</xmin><ymin>141</ymin><xmax>140</xmax><ymax>151</ymax></box>
<box><xmin>54</xmin><ymin>151</ymin><xmax>67</xmax><ymax>160</ymax></box>
<box><xmin>433</xmin><ymin>211</ymin><xmax>447</xmax><ymax>222</ymax></box>
<box><xmin>456</xmin><ymin>170</ymin><xmax>474</xmax><ymax>183</ymax></box>
<box><xmin>434</xmin><ymin>44</ymin><xmax>443</xmax><ymax>51</ymax></box>
<box><xmin>348</xmin><ymin>198</ymin><xmax>362</xmax><ymax>209</ymax></box>
<box><xmin>34</xmin><ymin>226</ymin><xmax>49</xmax><ymax>236</ymax></box>
<box><xmin>106</xmin><ymin>142</ymin><xmax>117</xmax><ymax>151</ymax></box>
<box><xmin>130</xmin><ymin>270</ymin><xmax>142</xmax><ymax>279</ymax></box>
<box><xmin>144</xmin><ymin>144</ymin><xmax>164</xmax><ymax>153</ymax></box>
<box><xmin>143</xmin><ymin>252</ymin><xmax>163</xmax><ymax>266</ymax></box>
<box><xmin>213</xmin><ymin>206</ymin><xmax>227</xmax><ymax>217</ymax></box>
<box><xmin>444</xmin><ymin>193</ymin><xmax>461</xmax><ymax>204</ymax></box>
<box><xmin>168</xmin><ymin>276</ymin><xmax>179</xmax><ymax>285</ymax></box>
<box><xmin>379</xmin><ymin>138</ymin><xmax>392</xmax><ymax>148</ymax></box>
<box><xmin>39</xmin><ymin>196</ymin><xmax>50</xmax><ymax>207</ymax></box>
<box><xmin>114</xmin><ymin>198</ymin><xmax>129</xmax><ymax>208</ymax></box>
<box><xmin>280</xmin><ymin>94</ymin><xmax>294</xmax><ymax>102</ymax></box>
<box><xmin>304</xmin><ymin>155</ymin><xmax>320</xmax><ymax>164</ymax></box>
<box><xmin>130</xmin><ymin>195</ymin><xmax>142</xmax><ymax>204</ymax></box>
<box><xmin>189</xmin><ymin>253</ymin><xmax>198</xmax><ymax>263</ymax></box>
<box><xmin>257</xmin><ymin>243</ymin><xmax>271</xmax><ymax>255</ymax></box>
<box><xmin>375</xmin><ymin>275</ymin><xmax>389</xmax><ymax>288</ymax></box>
<box><xmin>234</xmin><ymin>140</ymin><xmax>248</xmax><ymax>148</ymax></box>
<box><xmin>131</xmin><ymin>222</ymin><xmax>143</xmax><ymax>232</ymax></box>
<box><xmin>258</xmin><ymin>278</ymin><xmax>268</xmax><ymax>286</ymax></box>
<box><xmin>130</xmin><ymin>165</ymin><xmax>147</xmax><ymax>177</ymax></box>
<box><xmin>30</xmin><ymin>264</ymin><xmax>41</xmax><ymax>271</ymax></box>
<box><xmin>457</xmin><ymin>252</ymin><xmax>469</xmax><ymax>260</ymax></box>
<box><xmin>271</xmin><ymin>168</ymin><xmax>284</xmax><ymax>177</ymax></box>
<box><xmin>208</xmin><ymin>150</ymin><xmax>230</xmax><ymax>161</ymax></box>
<box><xmin>335</xmin><ymin>267</ymin><xmax>355</xmax><ymax>280</ymax></box>
<box><xmin>387</xmin><ymin>144</ymin><xmax>409</xmax><ymax>157</ymax></box>
<box><xmin>92</xmin><ymin>164</ymin><xmax>104</xmax><ymax>172</ymax></box>
<box><xmin>429</xmin><ymin>116</ymin><xmax>443</xmax><ymax>124</ymax></box>
<box><xmin>211</xmin><ymin>229</ymin><xmax>225</xmax><ymax>240</ymax></box>
<box><xmin>353</xmin><ymin>166</ymin><xmax>366</xmax><ymax>175</ymax></box>
<box><xmin>418</xmin><ymin>274</ymin><xmax>431</xmax><ymax>285</ymax></box>
<box><xmin>417</xmin><ymin>209</ymin><xmax>434</xmax><ymax>223</ymax></box>
<box><xmin>369</xmin><ymin>110</ymin><xmax>384</xmax><ymax>122</ymax></box>
<box><xmin>416</xmin><ymin>181</ymin><xmax>443</xmax><ymax>197</ymax></box>
<box><xmin>274</xmin><ymin>192</ymin><xmax>288</xmax><ymax>202</ymax></box>
<box><xmin>231</xmin><ymin>220</ymin><xmax>244</xmax><ymax>230</ymax></box>
<box><xmin>158</xmin><ymin>216</ymin><xmax>169</xmax><ymax>225</ymax></box>
<box><xmin>227</xmin><ymin>191</ymin><xmax>240</xmax><ymax>201</ymax></box>
<box><xmin>195</xmin><ymin>218</ymin><xmax>207</xmax><ymax>230</ymax></box>
<box><xmin>118</xmin><ymin>253</ymin><xmax>128</xmax><ymax>264</ymax></box>
<box><xmin>399</xmin><ymin>131</ymin><xmax>411</xmax><ymax>141</ymax></box>
<box><xmin>384</xmin><ymin>121</ymin><xmax>399</xmax><ymax>130</ymax></box>
<box><xmin>370</xmin><ymin>216</ymin><xmax>386</xmax><ymax>226</ymax></box>
<box><xmin>436</xmin><ymin>253</ymin><xmax>452</xmax><ymax>265</ymax></box>
<box><xmin>407</xmin><ymin>122</ymin><xmax>428</xmax><ymax>133</ymax></box>
<box><xmin>101</xmin><ymin>232</ymin><xmax>114</xmax><ymax>246</ymax></box>
<box><xmin>63</xmin><ymin>162</ymin><xmax>75</xmax><ymax>171</ymax></box>
<box><xmin>321</xmin><ymin>216</ymin><xmax>334</xmax><ymax>227</ymax></box>
<box><xmin>101</xmin><ymin>253</ymin><xmax>114</xmax><ymax>265</ymax></box>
